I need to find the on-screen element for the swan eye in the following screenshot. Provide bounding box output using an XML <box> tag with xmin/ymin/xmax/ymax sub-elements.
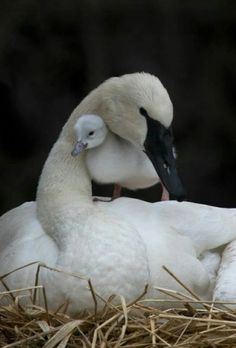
<box><xmin>139</xmin><ymin>107</ymin><xmax>148</xmax><ymax>117</ymax></box>
<box><xmin>88</xmin><ymin>131</ymin><xmax>95</xmax><ymax>136</ymax></box>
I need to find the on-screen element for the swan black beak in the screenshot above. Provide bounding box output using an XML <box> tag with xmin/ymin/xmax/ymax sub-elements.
<box><xmin>71</xmin><ymin>141</ymin><xmax>88</xmax><ymax>156</ymax></box>
<box><xmin>144</xmin><ymin>116</ymin><xmax>186</xmax><ymax>202</ymax></box>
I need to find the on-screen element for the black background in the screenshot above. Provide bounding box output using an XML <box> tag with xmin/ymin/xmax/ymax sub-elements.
<box><xmin>0</xmin><ymin>0</ymin><xmax>236</xmax><ymax>215</ymax></box>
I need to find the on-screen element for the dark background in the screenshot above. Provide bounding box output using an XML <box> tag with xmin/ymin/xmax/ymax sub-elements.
<box><xmin>0</xmin><ymin>0</ymin><xmax>236</xmax><ymax>215</ymax></box>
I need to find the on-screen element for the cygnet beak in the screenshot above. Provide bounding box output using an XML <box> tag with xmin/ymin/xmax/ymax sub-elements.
<box><xmin>144</xmin><ymin>116</ymin><xmax>186</xmax><ymax>202</ymax></box>
<box><xmin>71</xmin><ymin>141</ymin><xmax>88</xmax><ymax>156</ymax></box>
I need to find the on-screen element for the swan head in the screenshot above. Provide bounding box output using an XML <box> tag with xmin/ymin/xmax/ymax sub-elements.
<box><xmin>71</xmin><ymin>114</ymin><xmax>107</xmax><ymax>156</ymax></box>
<box><xmin>105</xmin><ymin>72</ymin><xmax>173</xmax><ymax>132</ymax></box>
<box><xmin>69</xmin><ymin>72</ymin><xmax>185</xmax><ymax>201</ymax></box>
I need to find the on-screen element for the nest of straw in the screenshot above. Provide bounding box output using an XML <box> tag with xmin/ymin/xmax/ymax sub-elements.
<box><xmin>1</xmin><ymin>264</ymin><xmax>236</xmax><ymax>347</ymax></box>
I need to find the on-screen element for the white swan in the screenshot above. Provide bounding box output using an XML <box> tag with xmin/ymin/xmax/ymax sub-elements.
<box><xmin>1</xmin><ymin>72</ymin><xmax>236</xmax><ymax>315</ymax></box>
<box><xmin>72</xmin><ymin>114</ymin><xmax>167</xmax><ymax>199</ymax></box>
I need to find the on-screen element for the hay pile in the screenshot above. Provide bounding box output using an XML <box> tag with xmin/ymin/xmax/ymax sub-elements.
<box><xmin>1</xmin><ymin>264</ymin><xmax>236</xmax><ymax>347</ymax></box>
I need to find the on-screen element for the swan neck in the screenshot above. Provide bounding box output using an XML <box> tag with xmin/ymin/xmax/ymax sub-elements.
<box><xmin>36</xmin><ymin>137</ymin><xmax>92</xmax><ymax>222</ymax></box>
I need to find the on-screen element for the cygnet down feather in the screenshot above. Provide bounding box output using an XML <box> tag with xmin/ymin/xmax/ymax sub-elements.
<box><xmin>72</xmin><ymin>114</ymin><xmax>171</xmax><ymax>200</ymax></box>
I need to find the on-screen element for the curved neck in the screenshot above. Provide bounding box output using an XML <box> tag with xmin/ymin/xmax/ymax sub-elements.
<box><xmin>36</xmin><ymin>136</ymin><xmax>93</xmax><ymax>244</ymax></box>
<box><xmin>37</xmin><ymin>138</ymin><xmax>91</xmax><ymax>198</ymax></box>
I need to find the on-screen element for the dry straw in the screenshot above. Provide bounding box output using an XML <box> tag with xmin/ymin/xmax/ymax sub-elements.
<box><xmin>1</xmin><ymin>262</ymin><xmax>236</xmax><ymax>347</ymax></box>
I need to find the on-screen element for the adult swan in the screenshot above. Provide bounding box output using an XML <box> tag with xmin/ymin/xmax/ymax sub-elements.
<box><xmin>0</xmin><ymin>73</ymin><xmax>236</xmax><ymax>315</ymax></box>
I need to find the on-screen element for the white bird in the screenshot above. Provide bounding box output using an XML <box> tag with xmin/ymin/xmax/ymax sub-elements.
<box><xmin>72</xmin><ymin>113</ymin><xmax>168</xmax><ymax>200</ymax></box>
<box><xmin>1</xmin><ymin>72</ymin><xmax>236</xmax><ymax>316</ymax></box>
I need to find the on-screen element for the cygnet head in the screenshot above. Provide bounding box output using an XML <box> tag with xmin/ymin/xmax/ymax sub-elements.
<box><xmin>71</xmin><ymin>114</ymin><xmax>107</xmax><ymax>156</ymax></box>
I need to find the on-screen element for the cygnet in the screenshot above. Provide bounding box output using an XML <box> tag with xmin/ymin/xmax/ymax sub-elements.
<box><xmin>72</xmin><ymin>114</ymin><xmax>168</xmax><ymax>199</ymax></box>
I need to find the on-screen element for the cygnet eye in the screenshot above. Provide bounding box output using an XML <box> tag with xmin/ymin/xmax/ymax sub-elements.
<box><xmin>88</xmin><ymin>131</ymin><xmax>95</xmax><ymax>136</ymax></box>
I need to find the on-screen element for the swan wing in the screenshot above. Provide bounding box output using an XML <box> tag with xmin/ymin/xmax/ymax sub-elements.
<box><xmin>151</xmin><ymin>201</ymin><xmax>236</xmax><ymax>255</ymax></box>
<box><xmin>214</xmin><ymin>240</ymin><xmax>236</xmax><ymax>302</ymax></box>
<box><xmin>0</xmin><ymin>202</ymin><xmax>58</xmax><ymax>293</ymax></box>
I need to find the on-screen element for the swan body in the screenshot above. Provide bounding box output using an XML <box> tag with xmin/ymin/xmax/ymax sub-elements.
<box><xmin>73</xmin><ymin>114</ymin><xmax>159</xmax><ymax>190</ymax></box>
<box><xmin>1</xmin><ymin>72</ymin><xmax>236</xmax><ymax>315</ymax></box>
<box><xmin>2</xmin><ymin>198</ymin><xmax>236</xmax><ymax>314</ymax></box>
